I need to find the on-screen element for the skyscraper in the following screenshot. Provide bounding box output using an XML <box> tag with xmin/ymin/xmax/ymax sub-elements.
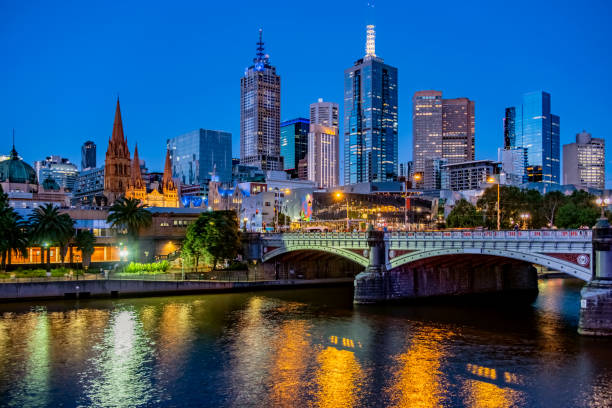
<box><xmin>412</xmin><ymin>91</ymin><xmax>442</xmax><ymax>181</ymax></box>
<box><xmin>503</xmin><ymin>107</ymin><xmax>516</xmax><ymax>149</ymax></box>
<box><xmin>562</xmin><ymin>131</ymin><xmax>605</xmax><ymax>190</ymax></box>
<box><xmin>412</xmin><ymin>91</ymin><xmax>475</xmax><ymax>184</ymax></box>
<box><xmin>81</xmin><ymin>141</ymin><xmax>96</xmax><ymax>170</ymax></box>
<box><xmin>442</xmin><ymin>97</ymin><xmax>475</xmax><ymax>164</ymax></box>
<box><xmin>310</xmin><ymin>98</ymin><xmax>339</xmax><ymax>127</ymax></box>
<box><xmin>280</xmin><ymin>118</ymin><xmax>309</xmax><ymax>177</ymax></box>
<box><xmin>506</xmin><ymin>91</ymin><xmax>560</xmax><ymax>183</ymax></box>
<box><xmin>240</xmin><ymin>29</ymin><xmax>282</xmax><ymax>171</ymax></box>
<box><xmin>307</xmin><ymin>124</ymin><xmax>339</xmax><ymax>189</ymax></box>
<box><xmin>344</xmin><ymin>25</ymin><xmax>398</xmax><ymax>184</ymax></box>
<box><xmin>167</xmin><ymin>129</ymin><xmax>232</xmax><ymax>196</ymax></box>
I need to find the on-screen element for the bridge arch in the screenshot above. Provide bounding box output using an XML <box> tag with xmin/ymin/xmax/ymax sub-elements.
<box><xmin>262</xmin><ymin>245</ymin><xmax>369</xmax><ymax>267</ymax></box>
<box><xmin>388</xmin><ymin>248</ymin><xmax>591</xmax><ymax>281</ymax></box>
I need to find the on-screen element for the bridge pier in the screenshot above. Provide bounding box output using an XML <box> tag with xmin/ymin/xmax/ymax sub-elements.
<box><xmin>579</xmin><ymin>218</ymin><xmax>612</xmax><ymax>336</ymax></box>
<box><xmin>354</xmin><ymin>230</ymin><xmax>391</xmax><ymax>304</ymax></box>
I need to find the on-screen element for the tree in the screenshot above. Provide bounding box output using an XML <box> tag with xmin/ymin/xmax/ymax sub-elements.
<box><xmin>182</xmin><ymin>218</ymin><xmax>208</xmax><ymax>272</ymax></box>
<box><xmin>542</xmin><ymin>191</ymin><xmax>566</xmax><ymax>227</ymax></box>
<box><xmin>74</xmin><ymin>230</ymin><xmax>96</xmax><ymax>270</ymax></box>
<box><xmin>29</xmin><ymin>204</ymin><xmax>74</xmax><ymax>272</ymax></box>
<box><xmin>107</xmin><ymin>197</ymin><xmax>152</xmax><ymax>261</ymax></box>
<box><xmin>556</xmin><ymin>190</ymin><xmax>600</xmax><ymax>229</ymax></box>
<box><xmin>206</xmin><ymin>211</ymin><xmax>241</xmax><ymax>270</ymax></box>
<box><xmin>182</xmin><ymin>211</ymin><xmax>241</xmax><ymax>271</ymax></box>
<box><xmin>477</xmin><ymin>186</ymin><xmax>538</xmax><ymax>229</ymax></box>
<box><xmin>0</xmin><ymin>187</ymin><xmax>29</xmax><ymax>270</ymax></box>
<box><xmin>446</xmin><ymin>199</ymin><xmax>483</xmax><ymax>228</ymax></box>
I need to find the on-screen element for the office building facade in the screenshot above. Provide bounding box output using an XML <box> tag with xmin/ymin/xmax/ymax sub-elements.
<box><xmin>498</xmin><ymin>147</ymin><xmax>527</xmax><ymax>186</ymax></box>
<box><xmin>240</xmin><ymin>29</ymin><xmax>282</xmax><ymax>171</ymax></box>
<box><xmin>81</xmin><ymin>141</ymin><xmax>96</xmax><ymax>170</ymax></box>
<box><xmin>413</xmin><ymin>91</ymin><xmax>475</xmax><ymax>184</ymax></box>
<box><xmin>344</xmin><ymin>25</ymin><xmax>398</xmax><ymax>184</ymax></box>
<box><xmin>73</xmin><ymin>166</ymin><xmax>105</xmax><ymax>206</ymax></box>
<box><xmin>167</xmin><ymin>129</ymin><xmax>232</xmax><ymax>196</ymax></box>
<box><xmin>310</xmin><ymin>98</ymin><xmax>339</xmax><ymax>127</ymax></box>
<box><xmin>280</xmin><ymin>118</ymin><xmax>309</xmax><ymax>177</ymax></box>
<box><xmin>34</xmin><ymin>155</ymin><xmax>79</xmax><ymax>191</ymax></box>
<box><xmin>307</xmin><ymin>124</ymin><xmax>339</xmax><ymax>189</ymax></box>
<box><xmin>562</xmin><ymin>131</ymin><xmax>605</xmax><ymax>190</ymax></box>
<box><xmin>441</xmin><ymin>160</ymin><xmax>499</xmax><ymax>191</ymax></box>
<box><xmin>505</xmin><ymin>91</ymin><xmax>560</xmax><ymax>183</ymax></box>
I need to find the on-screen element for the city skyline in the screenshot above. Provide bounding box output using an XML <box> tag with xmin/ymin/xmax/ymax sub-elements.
<box><xmin>1</xmin><ymin>1</ymin><xmax>611</xmax><ymax>187</ymax></box>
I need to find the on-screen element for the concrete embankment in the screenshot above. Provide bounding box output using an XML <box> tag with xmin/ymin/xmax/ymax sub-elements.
<box><xmin>0</xmin><ymin>278</ymin><xmax>354</xmax><ymax>302</ymax></box>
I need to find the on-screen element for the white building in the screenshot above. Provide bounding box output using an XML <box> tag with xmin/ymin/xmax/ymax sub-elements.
<box><xmin>498</xmin><ymin>147</ymin><xmax>527</xmax><ymax>186</ymax></box>
<box><xmin>441</xmin><ymin>160</ymin><xmax>499</xmax><ymax>191</ymax></box>
<box><xmin>307</xmin><ymin>124</ymin><xmax>339</xmax><ymax>189</ymax></box>
<box><xmin>562</xmin><ymin>131</ymin><xmax>605</xmax><ymax>190</ymax></box>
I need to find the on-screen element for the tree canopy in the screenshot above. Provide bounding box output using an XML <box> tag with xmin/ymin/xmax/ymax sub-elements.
<box><xmin>446</xmin><ymin>199</ymin><xmax>483</xmax><ymax>228</ymax></box>
<box><xmin>182</xmin><ymin>211</ymin><xmax>241</xmax><ymax>270</ymax></box>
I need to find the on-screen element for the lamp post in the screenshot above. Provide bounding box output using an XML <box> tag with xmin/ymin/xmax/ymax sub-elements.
<box><xmin>407</xmin><ymin>174</ymin><xmax>422</xmax><ymax>231</ymax></box>
<box><xmin>335</xmin><ymin>191</ymin><xmax>350</xmax><ymax>231</ymax></box>
<box><xmin>595</xmin><ymin>197</ymin><xmax>610</xmax><ymax>220</ymax></box>
<box><xmin>520</xmin><ymin>212</ymin><xmax>530</xmax><ymax>230</ymax></box>
<box><xmin>487</xmin><ymin>175</ymin><xmax>501</xmax><ymax>230</ymax></box>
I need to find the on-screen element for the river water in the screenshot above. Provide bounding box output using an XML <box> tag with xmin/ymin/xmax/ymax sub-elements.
<box><xmin>0</xmin><ymin>278</ymin><xmax>611</xmax><ymax>407</ymax></box>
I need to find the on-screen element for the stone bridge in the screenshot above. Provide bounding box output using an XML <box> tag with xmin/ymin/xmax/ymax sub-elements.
<box><xmin>244</xmin><ymin>226</ymin><xmax>612</xmax><ymax>336</ymax></box>
<box><xmin>256</xmin><ymin>230</ymin><xmax>593</xmax><ymax>281</ymax></box>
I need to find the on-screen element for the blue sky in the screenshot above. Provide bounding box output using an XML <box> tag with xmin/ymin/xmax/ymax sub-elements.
<box><xmin>1</xmin><ymin>0</ymin><xmax>611</xmax><ymax>187</ymax></box>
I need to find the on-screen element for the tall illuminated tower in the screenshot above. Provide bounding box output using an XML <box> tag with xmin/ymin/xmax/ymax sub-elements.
<box><xmin>344</xmin><ymin>25</ymin><xmax>398</xmax><ymax>184</ymax></box>
<box><xmin>240</xmin><ymin>29</ymin><xmax>282</xmax><ymax>171</ymax></box>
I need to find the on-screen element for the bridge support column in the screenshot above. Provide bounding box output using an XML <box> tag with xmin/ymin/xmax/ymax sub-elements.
<box><xmin>354</xmin><ymin>230</ymin><xmax>390</xmax><ymax>304</ymax></box>
<box><xmin>579</xmin><ymin>218</ymin><xmax>612</xmax><ymax>336</ymax></box>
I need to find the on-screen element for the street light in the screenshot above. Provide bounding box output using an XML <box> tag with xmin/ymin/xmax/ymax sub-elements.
<box><xmin>487</xmin><ymin>175</ymin><xmax>501</xmax><ymax>230</ymax></box>
<box><xmin>335</xmin><ymin>191</ymin><xmax>350</xmax><ymax>231</ymax></box>
<box><xmin>520</xmin><ymin>213</ymin><xmax>530</xmax><ymax>230</ymax></box>
<box><xmin>595</xmin><ymin>197</ymin><xmax>610</xmax><ymax>219</ymax></box>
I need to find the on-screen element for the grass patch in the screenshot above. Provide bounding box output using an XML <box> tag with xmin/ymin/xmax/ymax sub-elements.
<box><xmin>0</xmin><ymin>267</ymin><xmax>88</xmax><ymax>279</ymax></box>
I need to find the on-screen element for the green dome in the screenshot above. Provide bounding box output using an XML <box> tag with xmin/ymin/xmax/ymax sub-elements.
<box><xmin>0</xmin><ymin>147</ymin><xmax>37</xmax><ymax>184</ymax></box>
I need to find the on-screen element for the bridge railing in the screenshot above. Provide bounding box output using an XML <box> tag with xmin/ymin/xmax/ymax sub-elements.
<box><xmin>388</xmin><ymin>230</ymin><xmax>592</xmax><ymax>240</ymax></box>
<box><xmin>261</xmin><ymin>230</ymin><xmax>591</xmax><ymax>241</ymax></box>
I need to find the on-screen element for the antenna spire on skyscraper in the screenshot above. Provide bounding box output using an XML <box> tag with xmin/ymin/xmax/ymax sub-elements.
<box><xmin>255</xmin><ymin>28</ymin><xmax>266</xmax><ymax>63</ymax></box>
<box><xmin>365</xmin><ymin>25</ymin><xmax>376</xmax><ymax>57</ymax></box>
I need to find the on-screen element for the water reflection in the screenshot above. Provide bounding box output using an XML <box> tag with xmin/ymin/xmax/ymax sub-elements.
<box><xmin>314</xmin><ymin>346</ymin><xmax>364</xmax><ymax>408</ymax></box>
<box><xmin>0</xmin><ymin>280</ymin><xmax>609</xmax><ymax>407</ymax></box>
<box><xmin>385</xmin><ymin>327</ymin><xmax>449</xmax><ymax>407</ymax></box>
<box><xmin>80</xmin><ymin>309</ymin><xmax>158</xmax><ymax>408</ymax></box>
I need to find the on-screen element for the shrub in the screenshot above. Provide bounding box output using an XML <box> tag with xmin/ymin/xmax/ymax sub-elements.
<box><xmin>123</xmin><ymin>261</ymin><xmax>170</xmax><ymax>274</ymax></box>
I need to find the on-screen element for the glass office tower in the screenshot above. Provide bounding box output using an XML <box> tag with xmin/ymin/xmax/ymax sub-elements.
<box><xmin>240</xmin><ymin>29</ymin><xmax>282</xmax><ymax>171</ymax></box>
<box><xmin>507</xmin><ymin>91</ymin><xmax>560</xmax><ymax>183</ymax></box>
<box><xmin>81</xmin><ymin>141</ymin><xmax>96</xmax><ymax>170</ymax></box>
<box><xmin>280</xmin><ymin>118</ymin><xmax>309</xmax><ymax>176</ymax></box>
<box><xmin>344</xmin><ymin>25</ymin><xmax>398</xmax><ymax>184</ymax></box>
<box><xmin>167</xmin><ymin>129</ymin><xmax>232</xmax><ymax>195</ymax></box>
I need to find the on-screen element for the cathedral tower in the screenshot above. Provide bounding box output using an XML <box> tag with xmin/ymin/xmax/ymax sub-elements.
<box><xmin>104</xmin><ymin>98</ymin><xmax>131</xmax><ymax>204</ymax></box>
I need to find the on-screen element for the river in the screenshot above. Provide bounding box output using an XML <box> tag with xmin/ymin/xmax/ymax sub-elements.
<box><xmin>0</xmin><ymin>278</ymin><xmax>611</xmax><ymax>407</ymax></box>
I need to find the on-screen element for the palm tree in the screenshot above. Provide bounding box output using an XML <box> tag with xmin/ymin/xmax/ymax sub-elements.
<box><xmin>29</xmin><ymin>204</ymin><xmax>74</xmax><ymax>273</ymax></box>
<box><xmin>107</xmin><ymin>197</ymin><xmax>152</xmax><ymax>262</ymax></box>
<box><xmin>0</xmin><ymin>206</ymin><xmax>29</xmax><ymax>271</ymax></box>
<box><xmin>74</xmin><ymin>229</ymin><xmax>96</xmax><ymax>271</ymax></box>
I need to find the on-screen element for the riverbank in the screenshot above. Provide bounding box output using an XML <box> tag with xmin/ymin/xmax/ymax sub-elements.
<box><xmin>0</xmin><ymin>277</ymin><xmax>354</xmax><ymax>302</ymax></box>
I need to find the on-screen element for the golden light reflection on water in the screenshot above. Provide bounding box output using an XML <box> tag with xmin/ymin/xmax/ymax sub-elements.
<box><xmin>385</xmin><ymin>328</ymin><xmax>449</xmax><ymax>408</ymax></box>
<box><xmin>314</xmin><ymin>346</ymin><xmax>364</xmax><ymax>408</ymax></box>
<box><xmin>157</xmin><ymin>303</ymin><xmax>193</xmax><ymax>381</ymax></box>
<box><xmin>22</xmin><ymin>312</ymin><xmax>51</xmax><ymax>407</ymax></box>
<box><xmin>462</xmin><ymin>379</ymin><xmax>524</xmax><ymax>408</ymax></box>
<box><xmin>269</xmin><ymin>320</ymin><xmax>311</xmax><ymax>407</ymax></box>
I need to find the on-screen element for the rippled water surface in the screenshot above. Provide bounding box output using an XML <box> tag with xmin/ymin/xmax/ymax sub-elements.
<box><xmin>0</xmin><ymin>278</ymin><xmax>611</xmax><ymax>407</ymax></box>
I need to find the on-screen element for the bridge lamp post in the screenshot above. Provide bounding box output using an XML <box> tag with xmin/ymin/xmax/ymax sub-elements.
<box><xmin>487</xmin><ymin>175</ymin><xmax>501</xmax><ymax>231</ymax></box>
<box><xmin>335</xmin><ymin>191</ymin><xmax>350</xmax><ymax>231</ymax></box>
<box><xmin>595</xmin><ymin>197</ymin><xmax>610</xmax><ymax>219</ymax></box>
<box><xmin>520</xmin><ymin>213</ymin><xmax>530</xmax><ymax>230</ymax></box>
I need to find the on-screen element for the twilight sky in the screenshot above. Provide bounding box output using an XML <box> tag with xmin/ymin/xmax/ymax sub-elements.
<box><xmin>1</xmin><ymin>0</ymin><xmax>611</xmax><ymax>187</ymax></box>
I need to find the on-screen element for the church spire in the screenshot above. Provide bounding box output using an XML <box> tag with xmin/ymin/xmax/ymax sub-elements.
<box><xmin>162</xmin><ymin>148</ymin><xmax>174</xmax><ymax>189</ymax></box>
<box><xmin>111</xmin><ymin>98</ymin><xmax>125</xmax><ymax>144</ymax></box>
<box><xmin>131</xmin><ymin>143</ymin><xmax>144</xmax><ymax>188</ymax></box>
